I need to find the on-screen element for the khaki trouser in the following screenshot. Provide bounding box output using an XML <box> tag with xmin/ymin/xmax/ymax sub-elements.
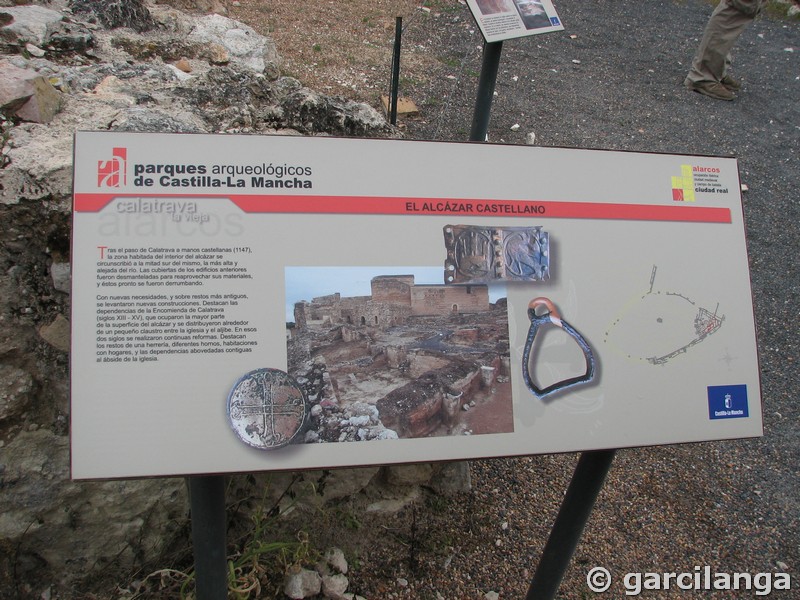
<box><xmin>685</xmin><ymin>0</ymin><xmax>763</xmax><ymax>85</ymax></box>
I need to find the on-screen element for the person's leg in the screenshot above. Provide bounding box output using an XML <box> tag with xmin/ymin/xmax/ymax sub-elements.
<box><xmin>685</xmin><ymin>0</ymin><xmax>758</xmax><ymax>87</ymax></box>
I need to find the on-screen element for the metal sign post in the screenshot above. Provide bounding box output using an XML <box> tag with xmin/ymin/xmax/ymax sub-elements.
<box><xmin>525</xmin><ymin>450</ymin><xmax>616</xmax><ymax>599</ymax></box>
<box><xmin>469</xmin><ymin>41</ymin><xmax>503</xmax><ymax>142</ymax></box>
<box><xmin>188</xmin><ymin>475</ymin><xmax>228</xmax><ymax>600</ymax></box>
<box><xmin>389</xmin><ymin>16</ymin><xmax>403</xmax><ymax>125</ymax></box>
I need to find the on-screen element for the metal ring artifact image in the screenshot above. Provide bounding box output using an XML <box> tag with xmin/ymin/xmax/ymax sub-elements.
<box><xmin>522</xmin><ymin>297</ymin><xmax>597</xmax><ymax>400</ymax></box>
<box><xmin>227</xmin><ymin>368</ymin><xmax>308</xmax><ymax>450</ymax></box>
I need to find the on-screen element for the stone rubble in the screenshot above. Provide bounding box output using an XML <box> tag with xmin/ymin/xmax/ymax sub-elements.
<box><xmin>294</xmin><ymin>357</ymin><xmax>402</xmax><ymax>443</ymax></box>
<box><xmin>282</xmin><ymin>547</ymin><xmax>353</xmax><ymax>600</ymax></box>
<box><xmin>283</xmin><ymin>567</ymin><xmax>323</xmax><ymax>600</ymax></box>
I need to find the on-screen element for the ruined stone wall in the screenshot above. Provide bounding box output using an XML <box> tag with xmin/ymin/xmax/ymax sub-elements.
<box><xmin>312</xmin><ymin>292</ymin><xmax>341</xmax><ymax>305</ymax></box>
<box><xmin>303</xmin><ymin>293</ymin><xmax>347</xmax><ymax>324</ymax></box>
<box><xmin>308</xmin><ymin>305</ymin><xmax>336</xmax><ymax>324</ymax></box>
<box><xmin>293</xmin><ymin>301</ymin><xmax>308</xmax><ymax>328</ymax></box>
<box><xmin>339</xmin><ymin>297</ymin><xmax>410</xmax><ymax>328</ymax></box>
<box><xmin>370</xmin><ymin>275</ymin><xmax>414</xmax><ymax>305</ymax></box>
<box><xmin>298</xmin><ymin>275</ymin><xmax>491</xmax><ymax>327</ymax></box>
<box><xmin>410</xmin><ymin>284</ymin><xmax>490</xmax><ymax>315</ymax></box>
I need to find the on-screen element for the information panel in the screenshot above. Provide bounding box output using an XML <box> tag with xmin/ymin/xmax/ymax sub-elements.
<box><xmin>465</xmin><ymin>0</ymin><xmax>564</xmax><ymax>43</ymax></box>
<box><xmin>71</xmin><ymin>132</ymin><xmax>762</xmax><ymax>479</ymax></box>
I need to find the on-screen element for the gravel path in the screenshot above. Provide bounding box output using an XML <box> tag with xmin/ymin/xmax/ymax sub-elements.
<box><xmin>333</xmin><ymin>2</ymin><xmax>799</xmax><ymax>598</ymax></box>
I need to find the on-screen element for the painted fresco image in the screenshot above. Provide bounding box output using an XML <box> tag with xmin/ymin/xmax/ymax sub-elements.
<box><xmin>285</xmin><ymin>267</ymin><xmax>513</xmax><ymax>444</ymax></box>
<box><xmin>513</xmin><ymin>0</ymin><xmax>551</xmax><ymax>29</ymax></box>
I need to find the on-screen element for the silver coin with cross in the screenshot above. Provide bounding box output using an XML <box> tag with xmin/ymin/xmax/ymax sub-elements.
<box><xmin>227</xmin><ymin>368</ymin><xmax>307</xmax><ymax>450</ymax></box>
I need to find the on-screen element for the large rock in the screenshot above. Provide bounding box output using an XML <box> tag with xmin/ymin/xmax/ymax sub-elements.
<box><xmin>38</xmin><ymin>314</ymin><xmax>70</xmax><ymax>353</ymax></box>
<box><xmin>0</xmin><ymin>4</ymin><xmax>93</xmax><ymax>53</ymax></box>
<box><xmin>69</xmin><ymin>0</ymin><xmax>155</xmax><ymax>33</ymax></box>
<box><xmin>0</xmin><ymin>364</ymin><xmax>33</xmax><ymax>421</ymax></box>
<box><xmin>321</xmin><ymin>573</ymin><xmax>350</xmax><ymax>599</ymax></box>
<box><xmin>279</xmin><ymin>83</ymin><xmax>392</xmax><ymax>137</ymax></box>
<box><xmin>1</xmin><ymin>112</ymin><xmax>78</xmax><ymax>204</ymax></box>
<box><xmin>188</xmin><ymin>13</ymin><xmax>279</xmax><ymax>75</ymax></box>
<box><xmin>0</xmin><ymin>430</ymin><xmax>187</xmax><ymax>596</ymax></box>
<box><xmin>385</xmin><ymin>463</ymin><xmax>436</xmax><ymax>486</ymax></box>
<box><xmin>154</xmin><ymin>0</ymin><xmax>228</xmax><ymax>15</ymax></box>
<box><xmin>0</xmin><ymin>5</ymin><xmax>64</xmax><ymax>47</ymax></box>
<box><xmin>284</xmin><ymin>566</ymin><xmax>322</xmax><ymax>600</ymax></box>
<box><xmin>0</xmin><ymin>60</ymin><xmax>62</xmax><ymax>123</ymax></box>
<box><xmin>0</xmin><ymin>60</ymin><xmax>38</xmax><ymax>111</ymax></box>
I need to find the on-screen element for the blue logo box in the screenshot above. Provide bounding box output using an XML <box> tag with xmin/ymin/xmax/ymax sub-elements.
<box><xmin>708</xmin><ymin>384</ymin><xmax>749</xmax><ymax>420</ymax></box>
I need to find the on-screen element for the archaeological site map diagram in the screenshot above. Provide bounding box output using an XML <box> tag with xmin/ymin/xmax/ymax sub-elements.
<box><xmin>604</xmin><ymin>266</ymin><xmax>725</xmax><ymax>366</ymax></box>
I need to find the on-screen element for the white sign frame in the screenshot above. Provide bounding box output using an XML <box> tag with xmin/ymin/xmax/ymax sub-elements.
<box><xmin>71</xmin><ymin>132</ymin><xmax>762</xmax><ymax>480</ymax></box>
<box><xmin>464</xmin><ymin>0</ymin><xmax>565</xmax><ymax>43</ymax></box>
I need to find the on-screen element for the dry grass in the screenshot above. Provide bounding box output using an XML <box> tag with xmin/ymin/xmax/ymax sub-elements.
<box><xmin>228</xmin><ymin>0</ymin><xmax>462</xmax><ymax>105</ymax></box>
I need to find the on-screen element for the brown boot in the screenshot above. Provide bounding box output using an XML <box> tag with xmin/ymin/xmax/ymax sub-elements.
<box><xmin>721</xmin><ymin>75</ymin><xmax>742</xmax><ymax>91</ymax></box>
<box><xmin>684</xmin><ymin>79</ymin><xmax>735</xmax><ymax>101</ymax></box>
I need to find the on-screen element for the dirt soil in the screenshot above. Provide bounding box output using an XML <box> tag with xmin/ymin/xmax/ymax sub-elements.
<box><xmin>228</xmin><ymin>0</ymin><xmax>429</xmax><ymax>103</ymax></box>
<box><xmin>136</xmin><ymin>1</ymin><xmax>798</xmax><ymax>598</ymax></box>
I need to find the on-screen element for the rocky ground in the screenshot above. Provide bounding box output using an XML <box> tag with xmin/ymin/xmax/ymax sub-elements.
<box><xmin>221</xmin><ymin>1</ymin><xmax>800</xmax><ymax>599</ymax></box>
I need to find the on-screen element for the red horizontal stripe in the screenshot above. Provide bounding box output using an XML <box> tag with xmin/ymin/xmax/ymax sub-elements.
<box><xmin>73</xmin><ymin>193</ymin><xmax>731</xmax><ymax>223</ymax></box>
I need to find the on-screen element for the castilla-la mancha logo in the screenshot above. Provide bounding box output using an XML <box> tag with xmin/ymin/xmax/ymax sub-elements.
<box><xmin>97</xmin><ymin>147</ymin><xmax>127</xmax><ymax>187</ymax></box>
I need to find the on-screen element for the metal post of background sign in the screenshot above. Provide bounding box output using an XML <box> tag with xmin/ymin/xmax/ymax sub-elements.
<box><xmin>389</xmin><ymin>16</ymin><xmax>403</xmax><ymax>125</ymax></box>
<box><xmin>469</xmin><ymin>41</ymin><xmax>503</xmax><ymax>142</ymax></box>
<box><xmin>525</xmin><ymin>450</ymin><xmax>617</xmax><ymax>600</ymax></box>
<box><xmin>188</xmin><ymin>475</ymin><xmax>228</xmax><ymax>600</ymax></box>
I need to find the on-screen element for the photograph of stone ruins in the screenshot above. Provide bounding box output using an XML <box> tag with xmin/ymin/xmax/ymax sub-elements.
<box><xmin>286</xmin><ymin>272</ymin><xmax>513</xmax><ymax>444</ymax></box>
